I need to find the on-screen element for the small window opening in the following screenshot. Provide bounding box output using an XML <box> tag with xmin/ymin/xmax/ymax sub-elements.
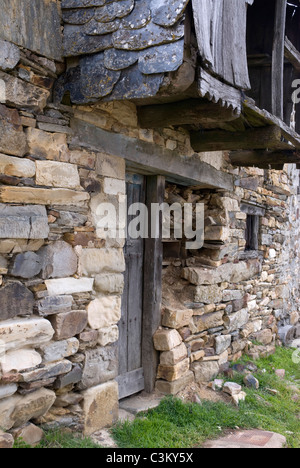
<box><xmin>245</xmin><ymin>214</ymin><xmax>259</xmax><ymax>251</ymax></box>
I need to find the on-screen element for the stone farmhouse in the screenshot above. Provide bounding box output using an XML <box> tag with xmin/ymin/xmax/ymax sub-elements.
<box><xmin>0</xmin><ymin>0</ymin><xmax>299</xmax><ymax>436</ymax></box>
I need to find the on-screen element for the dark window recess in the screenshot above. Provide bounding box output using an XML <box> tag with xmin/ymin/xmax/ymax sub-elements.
<box><xmin>245</xmin><ymin>215</ymin><xmax>259</xmax><ymax>251</ymax></box>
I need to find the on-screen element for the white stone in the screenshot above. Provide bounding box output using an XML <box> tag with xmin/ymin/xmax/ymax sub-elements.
<box><xmin>79</xmin><ymin>248</ymin><xmax>125</xmax><ymax>276</ymax></box>
<box><xmin>0</xmin><ymin>317</ymin><xmax>54</xmax><ymax>352</ymax></box>
<box><xmin>0</xmin><ymin>384</ymin><xmax>18</xmax><ymax>400</ymax></box>
<box><xmin>224</xmin><ymin>309</ymin><xmax>249</xmax><ymax>332</ymax></box>
<box><xmin>215</xmin><ymin>335</ymin><xmax>232</xmax><ymax>355</ymax></box>
<box><xmin>98</xmin><ymin>325</ymin><xmax>119</xmax><ymax>346</ymax></box>
<box><xmin>45</xmin><ymin>277</ymin><xmax>94</xmax><ymax>296</ymax></box>
<box><xmin>94</xmin><ymin>273</ymin><xmax>124</xmax><ymax>294</ymax></box>
<box><xmin>269</xmin><ymin>248</ymin><xmax>276</xmax><ymax>259</ymax></box>
<box><xmin>0</xmin><ymin>153</ymin><xmax>36</xmax><ymax>178</ymax></box>
<box><xmin>0</xmin><ymin>348</ymin><xmax>42</xmax><ymax>373</ymax></box>
<box><xmin>36</xmin><ymin>160</ymin><xmax>81</xmax><ymax>189</ymax></box>
<box><xmin>223</xmin><ymin>382</ymin><xmax>242</xmax><ymax>396</ymax></box>
<box><xmin>87</xmin><ymin>296</ymin><xmax>122</xmax><ymax>330</ymax></box>
<box><xmin>103</xmin><ymin>177</ymin><xmax>126</xmax><ymax>195</ymax></box>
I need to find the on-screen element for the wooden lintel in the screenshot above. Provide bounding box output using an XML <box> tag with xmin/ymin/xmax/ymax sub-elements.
<box><xmin>70</xmin><ymin>118</ymin><xmax>234</xmax><ymax>191</ymax></box>
<box><xmin>191</xmin><ymin>126</ymin><xmax>282</xmax><ymax>152</ymax></box>
<box><xmin>284</xmin><ymin>36</ymin><xmax>300</xmax><ymax>73</ymax></box>
<box><xmin>230</xmin><ymin>149</ymin><xmax>300</xmax><ymax>167</ymax></box>
<box><xmin>137</xmin><ymin>98</ymin><xmax>240</xmax><ymax>129</ymax></box>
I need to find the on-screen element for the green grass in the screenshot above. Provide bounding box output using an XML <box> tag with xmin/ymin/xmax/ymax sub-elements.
<box><xmin>112</xmin><ymin>347</ymin><xmax>300</xmax><ymax>448</ymax></box>
<box><xmin>13</xmin><ymin>429</ymin><xmax>101</xmax><ymax>449</ymax></box>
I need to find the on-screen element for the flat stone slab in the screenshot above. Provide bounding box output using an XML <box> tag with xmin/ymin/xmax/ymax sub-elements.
<box><xmin>203</xmin><ymin>430</ymin><xmax>287</xmax><ymax>449</ymax></box>
<box><xmin>119</xmin><ymin>393</ymin><xmax>163</xmax><ymax>415</ymax></box>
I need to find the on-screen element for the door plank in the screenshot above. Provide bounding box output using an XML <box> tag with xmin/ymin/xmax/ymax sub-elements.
<box><xmin>116</xmin><ymin>368</ymin><xmax>145</xmax><ymax>400</ymax></box>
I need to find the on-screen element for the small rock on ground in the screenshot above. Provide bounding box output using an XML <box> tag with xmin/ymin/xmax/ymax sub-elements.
<box><xmin>119</xmin><ymin>392</ymin><xmax>163</xmax><ymax>415</ymax></box>
<box><xmin>91</xmin><ymin>429</ymin><xmax>118</xmax><ymax>448</ymax></box>
<box><xmin>0</xmin><ymin>431</ymin><xmax>14</xmax><ymax>448</ymax></box>
<box><xmin>203</xmin><ymin>430</ymin><xmax>287</xmax><ymax>449</ymax></box>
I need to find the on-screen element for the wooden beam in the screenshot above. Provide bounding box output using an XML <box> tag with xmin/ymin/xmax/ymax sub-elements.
<box><xmin>198</xmin><ymin>68</ymin><xmax>242</xmax><ymax>113</ymax></box>
<box><xmin>230</xmin><ymin>149</ymin><xmax>300</xmax><ymax>167</ymax></box>
<box><xmin>137</xmin><ymin>98</ymin><xmax>240</xmax><ymax>129</ymax></box>
<box><xmin>142</xmin><ymin>175</ymin><xmax>165</xmax><ymax>393</ymax></box>
<box><xmin>70</xmin><ymin>118</ymin><xmax>234</xmax><ymax>191</ymax></box>
<box><xmin>272</xmin><ymin>0</ymin><xmax>287</xmax><ymax>119</ymax></box>
<box><xmin>284</xmin><ymin>36</ymin><xmax>300</xmax><ymax>73</ymax></box>
<box><xmin>191</xmin><ymin>126</ymin><xmax>282</xmax><ymax>152</ymax></box>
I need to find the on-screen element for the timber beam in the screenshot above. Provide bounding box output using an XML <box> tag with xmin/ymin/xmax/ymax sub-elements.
<box><xmin>137</xmin><ymin>98</ymin><xmax>240</xmax><ymax>129</ymax></box>
<box><xmin>191</xmin><ymin>126</ymin><xmax>282</xmax><ymax>152</ymax></box>
<box><xmin>230</xmin><ymin>149</ymin><xmax>300</xmax><ymax>168</ymax></box>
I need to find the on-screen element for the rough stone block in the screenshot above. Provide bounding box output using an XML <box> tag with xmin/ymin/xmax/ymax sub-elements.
<box><xmin>0</xmin><ymin>317</ymin><xmax>54</xmax><ymax>352</ymax></box>
<box><xmin>80</xmin><ymin>345</ymin><xmax>118</xmax><ymax>390</ymax></box>
<box><xmin>0</xmin><ymin>104</ymin><xmax>27</xmax><ymax>156</ymax></box>
<box><xmin>153</xmin><ymin>329</ymin><xmax>182</xmax><ymax>351</ymax></box>
<box><xmin>50</xmin><ymin>310</ymin><xmax>88</xmax><ymax>340</ymax></box>
<box><xmin>0</xmin><ymin>384</ymin><xmax>18</xmax><ymax>400</ymax></box>
<box><xmin>39</xmin><ymin>338</ymin><xmax>79</xmax><ymax>363</ymax></box>
<box><xmin>194</xmin><ymin>285</ymin><xmax>223</xmax><ymax>304</ymax></box>
<box><xmin>79</xmin><ymin>248</ymin><xmax>125</xmax><ymax>276</ymax></box>
<box><xmin>156</xmin><ymin>370</ymin><xmax>195</xmax><ymax>395</ymax></box>
<box><xmin>103</xmin><ymin>177</ymin><xmax>126</xmax><ymax>195</ymax></box>
<box><xmin>160</xmin><ymin>343</ymin><xmax>188</xmax><ymax>366</ymax></box>
<box><xmin>0</xmin><ymin>430</ymin><xmax>14</xmax><ymax>448</ymax></box>
<box><xmin>87</xmin><ymin>296</ymin><xmax>121</xmax><ymax>330</ymax></box>
<box><xmin>0</xmin><ymin>153</ymin><xmax>35</xmax><ymax>177</ymax></box>
<box><xmin>45</xmin><ymin>277</ymin><xmax>94</xmax><ymax>296</ymax></box>
<box><xmin>0</xmin><ymin>204</ymin><xmax>49</xmax><ymax>239</ymax></box>
<box><xmin>96</xmin><ymin>153</ymin><xmax>125</xmax><ymax>180</ymax></box>
<box><xmin>0</xmin><ymin>186</ymin><xmax>90</xmax><ymax>206</ymax></box>
<box><xmin>162</xmin><ymin>308</ymin><xmax>193</xmax><ymax>329</ymax></box>
<box><xmin>215</xmin><ymin>335</ymin><xmax>232</xmax><ymax>355</ymax></box>
<box><xmin>192</xmin><ymin>361</ymin><xmax>220</xmax><ymax>383</ymax></box>
<box><xmin>254</xmin><ymin>329</ymin><xmax>273</xmax><ymax>345</ymax></box>
<box><xmin>0</xmin><ymin>71</ymin><xmax>50</xmax><ymax>111</ymax></box>
<box><xmin>36</xmin><ymin>295</ymin><xmax>73</xmax><ymax>316</ymax></box>
<box><xmin>224</xmin><ymin>309</ymin><xmax>249</xmax><ymax>332</ymax></box>
<box><xmin>20</xmin><ymin>360</ymin><xmax>72</xmax><ymax>383</ymax></box>
<box><xmin>12</xmin><ymin>423</ymin><xmax>44</xmax><ymax>447</ymax></box>
<box><xmin>26</xmin><ymin>128</ymin><xmax>69</xmax><ymax>160</ymax></box>
<box><xmin>98</xmin><ymin>325</ymin><xmax>119</xmax><ymax>346</ymax></box>
<box><xmin>10</xmin><ymin>252</ymin><xmax>42</xmax><ymax>279</ymax></box>
<box><xmin>39</xmin><ymin>241</ymin><xmax>78</xmax><ymax>279</ymax></box>
<box><xmin>94</xmin><ymin>273</ymin><xmax>124</xmax><ymax>294</ymax></box>
<box><xmin>183</xmin><ymin>259</ymin><xmax>261</xmax><ymax>286</ymax></box>
<box><xmin>190</xmin><ymin>312</ymin><xmax>224</xmax><ymax>334</ymax></box>
<box><xmin>0</xmin><ymin>0</ymin><xmax>62</xmax><ymax>61</ymax></box>
<box><xmin>36</xmin><ymin>160</ymin><xmax>81</xmax><ymax>189</ymax></box>
<box><xmin>0</xmin><ymin>282</ymin><xmax>35</xmax><ymax>320</ymax></box>
<box><xmin>157</xmin><ymin>358</ymin><xmax>190</xmax><ymax>382</ymax></box>
<box><xmin>11</xmin><ymin>388</ymin><xmax>56</xmax><ymax>428</ymax></box>
<box><xmin>53</xmin><ymin>364</ymin><xmax>83</xmax><ymax>389</ymax></box>
<box><xmin>82</xmin><ymin>381</ymin><xmax>119</xmax><ymax>436</ymax></box>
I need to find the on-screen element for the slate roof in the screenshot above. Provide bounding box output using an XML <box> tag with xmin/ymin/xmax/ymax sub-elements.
<box><xmin>56</xmin><ymin>0</ymin><xmax>189</xmax><ymax>104</ymax></box>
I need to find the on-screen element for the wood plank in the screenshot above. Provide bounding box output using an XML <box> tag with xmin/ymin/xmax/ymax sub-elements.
<box><xmin>272</xmin><ymin>0</ymin><xmax>287</xmax><ymax>118</ymax></box>
<box><xmin>137</xmin><ymin>98</ymin><xmax>240</xmax><ymax>128</ymax></box>
<box><xmin>70</xmin><ymin>118</ymin><xmax>234</xmax><ymax>191</ymax></box>
<box><xmin>198</xmin><ymin>68</ymin><xmax>242</xmax><ymax>113</ymax></box>
<box><xmin>230</xmin><ymin>149</ymin><xmax>300</xmax><ymax>167</ymax></box>
<box><xmin>243</xmin><ymin>98</ymin><xmax>300</xmax><ymax>149</ymax></box>
<box><xmin>142</xmin><ymin>175</ymin><xmax>165</xmax><ymax>393</ymax></box>
<box><xmin>116</xmin><ymin>368</ymin><xmax>145</xmax><ymax>400</ymax></box>
<box><xmin>191</xmin><ymin>126</ymin><xmax>282</xmax><ymax>152</ymax></box>
<box><xmin>284</xmin><ymin>36</ymin><xmax>300</xmax><ymax>73</ymax></box>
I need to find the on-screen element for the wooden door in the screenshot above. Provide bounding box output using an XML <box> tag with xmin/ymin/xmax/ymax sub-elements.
<box><xmin>117</xmin><ymin>174</ymin><xmax>146</xmax><ymax>400</ymax></box>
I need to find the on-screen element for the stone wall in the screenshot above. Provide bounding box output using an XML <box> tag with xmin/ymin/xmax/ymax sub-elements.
<box><xmin>154</xmin><ymin>163</ymin><xmax>300</xmax><ymax>394</ymax></box>
<box><xmin>0</xmin><ymin>37</ymin><xmax>125</xmax><ymax>436</ymax></box>
<box><xmin>0</xmin><ymin>14</ymin><xmax>300</xmax><ymax>437</ymax></box>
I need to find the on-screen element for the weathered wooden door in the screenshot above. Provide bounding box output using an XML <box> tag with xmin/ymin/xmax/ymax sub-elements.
<box><xmin>117</xmin><ymin>174</ymin><xmax>146</xmax><ymax>400</ymax></box>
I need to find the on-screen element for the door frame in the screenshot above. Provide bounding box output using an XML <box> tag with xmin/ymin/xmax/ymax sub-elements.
<box><xmin>142</xmin><ymin>175</ymin><xmax>165</xmax><ymax>393</ymax></box>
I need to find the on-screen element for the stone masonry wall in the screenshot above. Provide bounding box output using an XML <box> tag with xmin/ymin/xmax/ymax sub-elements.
<box><xmin>0</xmin><ymin>28</ymin><xmax>300</xmax><ymax>437</ymax></box>
<box><xmin>153</xmin><ymin>162</ymin><xmax>300</xmax><ymax>394</ymax></box>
